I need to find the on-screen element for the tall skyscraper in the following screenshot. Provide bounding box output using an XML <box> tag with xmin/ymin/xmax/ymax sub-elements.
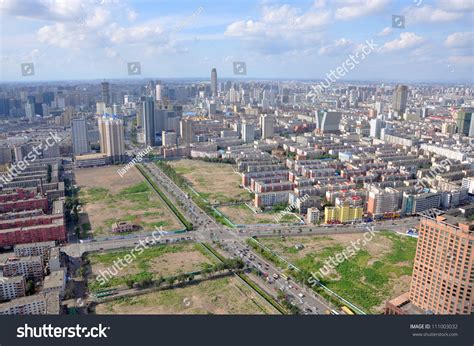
<box><xmin>156</xmin><ymin>81</ymin><xmax>162</xmax><ymax>102</ymax></box>
<box><xmin>71</xmin><ymin>118</ymin><xmax>89</xmax><ymax>155</ymax></box>
<box><xmin>154</xmin><ymin>109</ymin><xmax>167</xmax><ymax>135</ymax></box>
<box><xmin>260</xmin><ymin>114</ymin><xmax>274</xmax><ymax>139</ymax></box>
<box><xmin>455</xmin><ymin>108</ymin><xmax>474</xmax><ymax>136</ymax></box>
<box><xmin>101</xmin><ymin>81</ymin><xmax>110</xmax><ymax>105</ymax></box>
<box><xmin>142</xmin><ymin>97</ymin><xmax>155</xmax><ymax>147</ymax></box>
<box><xmin>211</xmin><ymin>68</ymin><xmax>217</xmax><ymax>97</ymax></box>
<box><xmin>409</xmin><ymin>214</ymin><xmax>474</xmax><ymax>314</ymax></box>
<box><xmin>375</xmin><ymin>101</ymin><xmax>384</xmax><ymax>115</ymax></box>
<box><xmin>241</xmin><ymin>122</ymin><xmax>255</xmax><ymax>143</ymax></box>
<box><xmin>180</xmin><ymin>118</ymin><xmax>195</xmax><ymax>145</ymax></box>
<box><xmin>392</xmin><ymin>85</ymin><xmax>408</xmax><ymax>114</ymax></box>
<box><xmin>98</xmin><ymin>115</ymin><xmax>124</xmax><ymax>163</ymax></box>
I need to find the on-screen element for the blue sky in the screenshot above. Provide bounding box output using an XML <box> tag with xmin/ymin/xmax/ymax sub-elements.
<box><xmin>0</xmin><ymin>0</ymin><xmax>473</xmax><ymax>82</ymax></box>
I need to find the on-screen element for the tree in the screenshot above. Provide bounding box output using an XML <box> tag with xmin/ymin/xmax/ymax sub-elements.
<box><xmin>156</xmin><ymin>276</ymin><xmax>165</xmax><ymax>286</ymax></box>
<box><xmin>125</xmin><ymin>278</ymin><xmax>135</xmax><ymax>289</ymax></box>
<box><xmin>166</xmin><ymin>276</ymin><xmax>176</xmax><ymax>286</ymax></box>
<box><xmin>25</xmin><ymin>279</ymin><xmax>35</xmax><ymax>295</ymax></box>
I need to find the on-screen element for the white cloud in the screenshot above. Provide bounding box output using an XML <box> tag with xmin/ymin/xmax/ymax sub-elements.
<box><xmin>382</xmin><ymin>32</ymin><xmax>424</xmax><ymax>52</ymax></box>
<box><xmin>128</xmin><ymin>10</ymin><xmax>138</xmax><ymax>22</ymax></box>
<box><xmin>404</xmin><ymin>5</ymin><xmax>463</xmax><ymax>23</ymax></box>
<box><xmin>335</xmin><ymin>0</ymin><xmax>390</xmax><ymax>20</ymax></box>
<box><xmin>318</xmin><ymin>38</ymin><xmax>353</xmax><ymax>56</ymax></box>
<box><xmin>224</xmin><ymin>4</ymin><xmax>331</xmax><ymax>54</ymax></box>
<box><xmin>437</xmin><ymin>0</ymin><xmax>474</xmax><ymax>12</ymax></box>
<box><xmin>448</xmin><ymin>55</ymin><xmax>474</xmax><ymax>65</ymax></box>
<box><xmin>444</xmin><ymin>32</ymin><xmax>474</xmax><ymax>49</ymax></box>
<box><xmin>377</xmin><ymin>27</ymin><xmax>393</xmax><ymax>37</ymax></box>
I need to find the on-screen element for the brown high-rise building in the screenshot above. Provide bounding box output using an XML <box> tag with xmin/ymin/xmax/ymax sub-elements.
<box><xmin>97</xmin><ymin>115</ymin><xmax>125</xmax><ymax>164</ymax></box>
<box><xmin>409</xmin><ymin>214</ymin><xmax>474</xmax><ymax>314</ymax></box>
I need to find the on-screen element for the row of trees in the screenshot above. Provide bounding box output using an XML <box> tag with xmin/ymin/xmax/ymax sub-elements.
<box><xmin>124</xmin><ymin>258</ymin><xmax>245</xmax><ymax>290</ymax></box>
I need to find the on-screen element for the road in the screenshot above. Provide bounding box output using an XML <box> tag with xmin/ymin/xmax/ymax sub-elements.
<box><xmin>65</xmin><ymin>158</ymin><xmax>421</xmax><ymax>315</ymax></box>
<box><xmin>62</xmin><ymin>233</ymin><xmax>195</xmax><ymax>257</ymax></box>
<box><xmin>140</xmin><ymin>161</ymin><xmax>340</xmax><ymax>314</ymax></box>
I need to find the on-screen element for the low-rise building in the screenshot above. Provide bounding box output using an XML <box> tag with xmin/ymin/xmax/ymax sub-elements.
<box><xmin>0</xmin><ymin>292</ymin><xmax>60</xmax><ymax>315</ymax></box>
<box><xmin>0</xmin><ymin>276</ymin><xmax>26</xmax><ymax>302</ymax></box>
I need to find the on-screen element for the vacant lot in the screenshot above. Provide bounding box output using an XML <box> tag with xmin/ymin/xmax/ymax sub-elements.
<box><xmin>87</xmin><ymin>242</ymin><xmax>213</xmax><ymax>291</ymax></box>
<box><xmin>94</xmin><ymin>276</ymin><xmax>279</xmax><ymax>315</ymax></box>
<box><xmin>258</xmin><ymin>231</ymin><xmax>417</xmax><ymax>313</ymax></box>
<box><xmin>75</xmin><ymin>165</ymin><xmax>182</xmax><ymax>237</ymax></box>
<box><xmin>219</xmin><ymin>204</ymin><xmax>301</xmax><ymax>225</ymax></box>
<box><xmin>168</xmin><ymin>160</ymin><xmax>251</xmax><ymax>204</ymax></box>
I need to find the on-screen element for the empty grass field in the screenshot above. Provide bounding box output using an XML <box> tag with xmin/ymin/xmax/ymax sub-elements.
<box><xmin>167</xmin><ymin>159</ymin><xmax>251</xmax><ymax>204</ymax></box>
<box><xmin>94</xmin><ymin>276</ymin><xmax>280</xmax><ymax>315</ymax></box>
<box><xmin>219</xmin><ymin>204</ymin><xmax>301</xmax><ymax>225</ymax></box>
<box><xmin>258</xmin><ymin>231</ymin><xmax>417</xmax><ymax>313</ymax></box>
<box><xmin>87</xmin><ymin>242</ymin><xmax>214</xmax><ymax>292</ymax></box>
<box><xmin>75</xmin><ymin>165</ymin><xmax>182</xmax><ymax>237</ymax></box>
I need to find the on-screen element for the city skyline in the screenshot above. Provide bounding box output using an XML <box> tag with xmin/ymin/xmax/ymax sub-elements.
<box><xmin>1</xmin><ymin>0</ymin><xmax>473</xmax><ymax>82</ymax></box>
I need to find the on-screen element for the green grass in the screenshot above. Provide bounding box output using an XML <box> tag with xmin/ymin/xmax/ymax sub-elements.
<box><xmin>257</xmin><ymin>231</ymin><xmax>417</xmax><ymax>313</ymax></box>
<box><xmin>99</xmin><ymin>276</ymin><xmax>277</xmax><ymax>314</ymax></box>
<box><xmin>88</xmin><ymin>243</ymin><xmax>200</xmax><ymax>291</ymax></box>
<box><xmin>136</xmin><ymin>164</ymin><xmax>192</xmax><ymax>230</ymax></box>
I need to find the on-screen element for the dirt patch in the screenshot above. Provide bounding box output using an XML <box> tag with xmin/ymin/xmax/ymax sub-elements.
<box><xmin>168</xmin><ymin>160</ymin><xmax>250</xmax><ymax>204</ymax></box>
<box><xmin>219</xmin><ymin>204</ymin><xmax>300</xmax><ymax>225</ymax></box>
<box><xmin>148</xmin><ymin>251</ymin><xmax>210</xmax><ymax>277</ymax></box>
<box><xmin>76</xmin><ymin>165</ymin><xmax>142</xmax><ymax>194</ymax></box>
<box><xmin>75</xmin><ymin>165</ymin><xmax>182</xmax><ymax>237</ymax></box>
<box><xmin>94</xmin><ymin>276</ymin><xmax>279</xmax><ymax>315</ymax></box>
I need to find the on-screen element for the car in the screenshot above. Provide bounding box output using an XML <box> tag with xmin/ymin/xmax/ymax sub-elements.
<box><xmin>298</xmin><ymin>293</ymin><xmax>305</xmax><ymax>298</ymax></box>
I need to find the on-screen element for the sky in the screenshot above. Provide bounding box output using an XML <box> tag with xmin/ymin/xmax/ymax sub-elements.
<box><xmin>0</xmin><ymin>0</ymin><xmax>473</xmax><ymax>82</ymax></box>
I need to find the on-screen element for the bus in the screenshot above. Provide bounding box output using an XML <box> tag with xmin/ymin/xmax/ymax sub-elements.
<box><xmin>94</xmin><ymin>289</ymin><xmax>117</xmax><ymax>298</ymax></box>
<box><xmin>341</xmin><ymin>306</ymin><xmax>355</xmax><ymax>315</ymax></box>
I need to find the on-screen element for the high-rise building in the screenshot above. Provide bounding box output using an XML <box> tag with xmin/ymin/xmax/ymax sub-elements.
<box><xmin>260</xmin><ymin>114</ymin><xmax>274</xmax><ymax>139</ymax></box>
<box><xmin>370</xmin><ymin>118</ymin><xmax>383</xmax><ymax>138</ymax></box>
<box><xmin>96</xmin><ymin>101</ymin><xmax>106</xmax><ymax>115</ymax></box>
<box><xmin>71</xmin><ymin>118</ymin><xmax>89</xmax><ymax>155</ymax></box>
<box><xmin>455</xmin><ymin>108</ymin><xmax>474</xmax><ymax>136</ymax></box>
<box><xmin>367</xmin><ymin>186</ymin><xmax>402</xmax><ymax>217</ymax></box>
<box><xmin>98</xmin><ymin>115</ymin><xmax>124</xmax><ymax>163</ymax></box>
<box><xmin>409</xmin><ymin>214</ymin><xmax>474</xmax><ymax>314</ymax></box>
<box><xmin>25</xmin><ymin>102</ymin><xmax>35</xmax><ymax>121</ymax></box>
<box><xmin>211</xmin><ymin>68</ymin><xmax>217</xmax><ymax>97</ymax></box>
<box><xmin>392</xmin><ymin>85</ymin><xmax>408</xmax><ymax>114</ymax></box>
<box><xmin>241</xmin><ymin>122</ymin><xmax>255</xmax><ymax>143</ymax></box>
<box><xmin>142</xmin><ymin>97</ymin><xmax>155</xmax><ymax>147</ymax></box>
<box><xmin>315</xmin><ymin>110</ymin><xmax>342</xmax><ymax>133</ymax></box>
<box><xmin>375</xmin><ymin>101</ymin><xmax>384</xmax><ymax>115</ymax></box>
<box><xmin>162</xmin><ymin>131</ymin><xmax>177</xmax><ymax>147</ymax></box>
<box><xmin>180</xmin><ymin>118</ymin><xmax>195</xmax><ymax>145</ymax></box>
<box><xmin>156</xmin><ymin>81</ymin><xmax>162</xmax><ymax>102</ymax></box>
<box><xmin>101</xmin><ymin>81</ymin><xmax>110</xmax><ymax>105</ymax></box>
<box><xmin>154</xmin><ymin>109</ymin><xmax>167</xmax><ymax>135</ymax></box>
